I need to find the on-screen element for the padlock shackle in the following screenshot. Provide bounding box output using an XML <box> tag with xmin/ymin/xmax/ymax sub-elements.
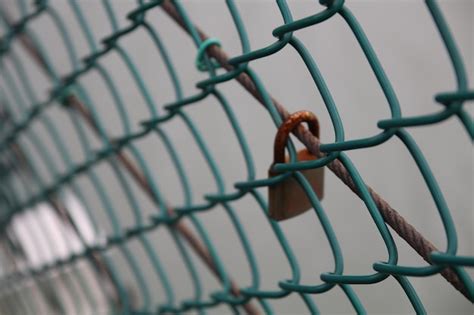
<box><xmin>273</xmin><ymin>111</ymin><xmax>320</xmax><ymax>164</ymax></box>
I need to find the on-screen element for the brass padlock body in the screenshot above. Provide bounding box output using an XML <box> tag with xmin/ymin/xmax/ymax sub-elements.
<box><xmin>268</xmin><ymin>148</ymin><xmax>324</xmax><ymax>221</ymax></box>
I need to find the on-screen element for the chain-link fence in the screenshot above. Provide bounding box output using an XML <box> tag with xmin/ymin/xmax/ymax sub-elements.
<box><xmin>0</xmin><ymin>0</ymin><xmax>472</xmax><ymax>314</ymax></box>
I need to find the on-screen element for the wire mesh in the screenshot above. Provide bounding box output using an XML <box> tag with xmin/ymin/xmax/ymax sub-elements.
<box><xmin>0</xmin><ymin>0</ymin><xmax>472</xmax><ymax>314</ymax></box>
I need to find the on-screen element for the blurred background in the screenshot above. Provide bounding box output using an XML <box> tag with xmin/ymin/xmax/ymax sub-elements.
<box><xmin>0</xmin><ymin>0</ymin><xmax>472</xmax><ymax>314</ymax></box>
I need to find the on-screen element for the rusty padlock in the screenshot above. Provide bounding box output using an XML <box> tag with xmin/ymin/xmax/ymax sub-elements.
<box><xmin>268</xmin><ymin>111</ymin><xmax>324</xmax><ymax>221</ymax></box>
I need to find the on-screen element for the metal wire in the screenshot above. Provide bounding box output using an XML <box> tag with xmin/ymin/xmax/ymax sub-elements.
<box><xmin>0</xmin><ymin>0</ymin><xmax>472</xmax><ymax>314</ymax></box>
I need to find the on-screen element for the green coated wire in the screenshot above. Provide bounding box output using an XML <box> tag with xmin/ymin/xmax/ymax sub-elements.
<box><xmin>5</xmin><ymin>1</ymin><xmax>138</xmax><ymax>311</ymax></box>
<box><xmin>0</xmin><ymin>55</ymin><xmax>88</xmax><ymax>315</ymax></box>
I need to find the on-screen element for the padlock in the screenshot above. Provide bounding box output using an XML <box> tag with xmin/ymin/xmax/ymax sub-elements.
<box><xmin>268</xmin><ymin>111</ymin><xmax>324</xmax><ymax>221</ymax></box>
